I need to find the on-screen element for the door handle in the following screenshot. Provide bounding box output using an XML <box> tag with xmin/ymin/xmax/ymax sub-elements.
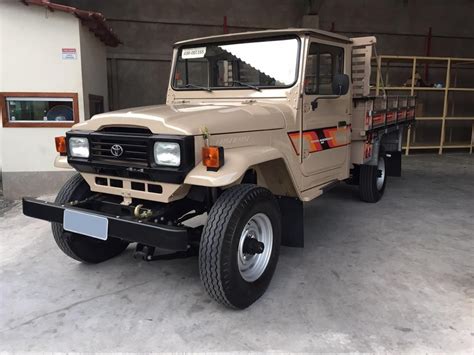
<box><xmin>338</xmin><ymin>120</ymin><xmax>347</xmax><ymax>127</ymax></box>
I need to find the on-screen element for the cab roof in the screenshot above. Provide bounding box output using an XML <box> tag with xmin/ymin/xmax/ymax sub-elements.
<box><xmin>174</xmin><ymin>28</ymin><xmax>352</xmax><ymax>47</ymax></box>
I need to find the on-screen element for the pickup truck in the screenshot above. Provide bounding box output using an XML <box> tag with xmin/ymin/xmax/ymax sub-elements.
<box><xmin>23</xmin><ymin>28</ymin><xmax>415</xmax><ymax>309</ymax></box>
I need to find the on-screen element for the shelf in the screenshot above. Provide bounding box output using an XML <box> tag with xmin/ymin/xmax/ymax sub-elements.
<box><xmin>445</xmin><ymin>117</ymin><xmax>474</xmax><ymax>120</ymax></box>
<box><xmin>379</xmin><ymin>86</ymin><xmax>444</xmax><ymax>91</ymax></box>
<box><xmin>402</xmin><ymin>145</ymin><xmax>441</xmax><ymax>150</ymax></box>
<box><xmin>415</xmin><ymin>116</ymin><xmax>442</xmax><ymax>120</ymax></box>
<box><xmin>379</xmin><ymin>55</ymin><xmax>474</xmax><ymax>62</ymax></box>
<box><xmin>448</xmin><ymin>88</ymin><xmax>474</xmax><ymax>92</ymax></box>
<box><xmin>375</xmin><ymin>54</ymin><xmax>474</xmax><ymax>155</ymax></box>
<box><xmin>378</xmin><ymin>87</ymin><xmax>474</xmax><ymax>92</ymax></box>
<box><xmin>402</xmin><ymin>145</ymin><xmax>472</xmax><ymax>150</ymax></box>
<box><xmin>415</xmin><ymin>117</ymin><xmax>474</xmax><ymax>121</ymax></box>
<box><xmin>443</xmin><ymin>145</ymin><xmax>472</xmax><ymax>149</ymax></box>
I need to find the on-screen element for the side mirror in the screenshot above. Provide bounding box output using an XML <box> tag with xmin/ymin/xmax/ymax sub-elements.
<box><xmin>332</xmin><ymin>74</ymin><xmax>350</xmax><ymax>96</ymax></box>
<box><xmin>310</xmin><ymin>73</ymin><xmax>350</xmax><ymax>111</ymax></box>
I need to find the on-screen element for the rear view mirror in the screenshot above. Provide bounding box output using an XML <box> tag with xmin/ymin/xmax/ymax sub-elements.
<box><xmin>332</xmin><ymin>74</ymin><xmax>350</xmax><ymax>95</ymax></box>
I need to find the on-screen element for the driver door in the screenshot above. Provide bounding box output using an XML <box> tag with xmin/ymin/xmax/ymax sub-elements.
<box><xmin>300</xmin><ymin>40</ymin><xmax>351</xmax><ymax>189</ymax></box>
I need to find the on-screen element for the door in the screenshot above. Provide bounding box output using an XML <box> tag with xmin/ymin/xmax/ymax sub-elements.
<box><xmin>299</xmin><ymin>41</ymin><xmax>351</xmax><ymax>188</ymax></box>
<box><xmin>88</xmin><ymin>94</ymin><xmax>104</xmax><ymax>120</ymax></box>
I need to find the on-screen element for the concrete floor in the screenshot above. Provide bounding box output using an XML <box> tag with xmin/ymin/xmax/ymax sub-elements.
<box><xmin>0</xmin><ymin>154</ymin><xmax>473</xmax><ymax>352</ymax></box>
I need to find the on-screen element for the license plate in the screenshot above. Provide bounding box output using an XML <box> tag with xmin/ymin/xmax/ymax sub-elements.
<box><xmin>63</xmin><ymin>210</ymin><xmax>108</xmax><ymax>241</ymax></box>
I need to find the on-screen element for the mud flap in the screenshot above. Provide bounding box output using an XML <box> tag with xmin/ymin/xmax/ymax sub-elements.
<box><xmin>385</xmin><ymin>151</ymin><xmax>402</xmax><ymax>177</ymax></box>
<box><xmin>277</xmin><ymin>196</ymin><xmax>304</xmax><ymax>248</ymax></box>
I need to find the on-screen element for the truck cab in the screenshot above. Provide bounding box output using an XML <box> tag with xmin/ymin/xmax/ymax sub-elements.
<box><xmin>23</xmin><ymin>29</ymin><xmax>415</xmax><ymax>309</ymax></box>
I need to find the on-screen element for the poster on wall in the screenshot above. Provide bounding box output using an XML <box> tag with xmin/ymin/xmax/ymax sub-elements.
<box><xmin>62</xmin><ymin>48</ymin><xmax>77</xmax><ymax>60</ymax></box>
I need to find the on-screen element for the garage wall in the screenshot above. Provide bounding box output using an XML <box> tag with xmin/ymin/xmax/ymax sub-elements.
<box><xmin>58</xmin><ymin>0</ymin><xmax>307</xmax><ymax>110</ymax></box>
<box><xmin>317</xmin><ymin>0</ymin><xmax>474</xmax><ymax>124</ymax></box>
<box><xmin>58</xmin><ymin>0</ymin><xmax>474</xmax><ymax>111</ymax></box>
<box><xmin>317</xmin><ymin>0</ymin><xmax>474</xmax><ymax>58</ymax></box>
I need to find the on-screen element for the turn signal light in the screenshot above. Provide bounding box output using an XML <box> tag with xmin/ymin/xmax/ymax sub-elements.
<box><xmin>55</xmin><ymin>136</ymin><xmax>67</xmax><ymax>155</ymax></box>
<box><xmin>202</xmin><ymin>146</ymin><xmax>224</xmax><ymax>171</ymax></box>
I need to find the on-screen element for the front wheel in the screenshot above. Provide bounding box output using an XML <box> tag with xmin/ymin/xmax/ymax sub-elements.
<box><xmin>359</xmin><ymin>154</ymin><xmax>387</xmax><ymax>203</ymax></box>
<box><xmin>51</xmin><ymin>174</ymin><xmax>129</xmax><ymax>263</ymax></box>
<box><xmin>199</xmin><ymin>184</ymin><xmax>281</xmax><ymax>309</ymax></box>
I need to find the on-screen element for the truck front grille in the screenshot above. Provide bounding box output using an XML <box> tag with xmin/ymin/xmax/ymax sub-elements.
<box><xmin>90</xmin><ymin>134</ymin><xmax>150</xmax><ymax>166</ymax></box>
<box><xmin>67</xmin><ymin>129</ymin><xmax>195</xmax><ymax>184</ymax></box>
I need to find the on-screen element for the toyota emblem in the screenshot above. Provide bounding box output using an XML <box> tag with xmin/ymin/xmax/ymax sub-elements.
<box><xmin>110</xmin><ymin>144</ymin><xmax>124</xmax><ymax>157</ymax></box>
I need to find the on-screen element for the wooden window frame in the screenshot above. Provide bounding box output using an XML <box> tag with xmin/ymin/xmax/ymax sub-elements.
<box><xmin>0</xmin><ymin>92</ymin><xmax>79</xmax><ymax>128</ymax></box>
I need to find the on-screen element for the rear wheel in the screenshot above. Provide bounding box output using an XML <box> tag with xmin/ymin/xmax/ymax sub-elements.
<box><xmin>199</xmin><ymin>184</ymin><xmax>281</xmax><ymax>309</ymax></box>
<box><xmin>359</xmin><ymin>154</ymin><xmax>386</xmax><ymax>203</ymax></box>
<box><xmin>51</xmin><ymin>174</ymin><xmax>129</xmax><ymax>263</ymax></box>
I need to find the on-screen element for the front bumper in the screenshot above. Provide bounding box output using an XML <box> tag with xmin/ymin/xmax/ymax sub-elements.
<box><xmin>22</xmin><ymin>197</ymin><xmax>190</xmax><ymax>251</ymax></box>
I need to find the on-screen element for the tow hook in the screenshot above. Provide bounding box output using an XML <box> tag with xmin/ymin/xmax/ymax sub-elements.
<box><xmin>133</xmin><ymin>204</ymin><xmax>152</xmax><ymax>219</ymax></box>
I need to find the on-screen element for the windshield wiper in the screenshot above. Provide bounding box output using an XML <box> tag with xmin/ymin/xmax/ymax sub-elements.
<box><xmin>229</xmin><ymin>80</ymin><xmax>261</xmax><ymax>91</ymax></box>
<box><xmin>185</xmin><ymin>83</ymin><xmax>212</xmax><ymax>92</ymax></box>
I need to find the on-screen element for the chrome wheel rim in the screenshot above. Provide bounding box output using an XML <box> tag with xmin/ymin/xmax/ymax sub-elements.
<box><xmin>376</xmin><ymin>156</ymin><xmax>386</xmax><ymax>191</ymax></box>
<box><xmin>237</xmin><ymin>213</ymin><xmax>273</xmax><ymax>282</ymax></box>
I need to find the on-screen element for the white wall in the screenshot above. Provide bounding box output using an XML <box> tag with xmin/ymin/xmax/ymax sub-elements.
<box><xmin>0</xmin><ymin>2</ymin><xmax>83</xmax><ymax>174</ymax></box>
<box><xmin>0</xmin><ymin>7</ymin><xmax>4</xmax><ymax>172</ymax></box>
<box><xmin>80</xmin><ymin>25</ymin><xmax>109</xmax><ymax>119</ymax></box>
<box><xmin>0</xmin><ymin>1</ymin><xmax>108</xmax><ymax>177</ymax></box>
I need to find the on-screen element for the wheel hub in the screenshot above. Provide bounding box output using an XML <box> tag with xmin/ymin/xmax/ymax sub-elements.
<box><xmin>376</xmin><ymin>156</ymin><xmax>386</xmax><ymax>191</ymax></box>
<box><xmin>242</xmin><ymin>237</ymin><xmax>265</xmax><ymax>255</ymax></box>
<box><xmin>237</xmin><ymin>213</ymin><xmax>273</xmax><ymax>282</ymax></box>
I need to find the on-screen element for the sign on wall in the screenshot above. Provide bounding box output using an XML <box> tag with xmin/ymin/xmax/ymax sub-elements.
<box><xmin>62</xmin><ymin>48</ymin><xmax>77</xmax><ymax>60</ymax></box>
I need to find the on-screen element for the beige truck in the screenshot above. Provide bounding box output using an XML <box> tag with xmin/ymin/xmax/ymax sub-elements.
<box><xmin>23</xmin><ymin>29</ymin><xmax>415</xmax><ymax>309</ymax></box>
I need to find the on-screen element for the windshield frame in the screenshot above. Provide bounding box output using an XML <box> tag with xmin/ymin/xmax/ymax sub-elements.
<box><xmin>171</xmin><ymin>35</ymin><xmax>302</xmax><ymax>92</ymax></box>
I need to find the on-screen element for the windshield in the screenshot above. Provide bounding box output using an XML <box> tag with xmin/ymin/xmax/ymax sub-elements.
<box><xmin>173</xmin><ymin>37</ymin><xmax>300</xmax><ymax>90</ymax></box>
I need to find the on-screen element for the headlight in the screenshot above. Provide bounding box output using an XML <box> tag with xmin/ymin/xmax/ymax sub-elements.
<box><xmin>69</xmin><ymin>137</ymin><xmax>89</xmax><ymax>158</ymax></box>
<box><xmin>154</xmin><ymin>142</ymin><xmax>181</xmax><ymax>166</ymax></box>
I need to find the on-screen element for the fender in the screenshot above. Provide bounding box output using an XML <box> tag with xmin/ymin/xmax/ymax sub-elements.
<box><xmin>184</xmin><ymin>146</ymin><xmax>284</xmax><ymax>187</ymax></box>
<box><xmin>54</xmin><ymin>155</ymin><xmax>72</xmax><ymax>169</ymax></box>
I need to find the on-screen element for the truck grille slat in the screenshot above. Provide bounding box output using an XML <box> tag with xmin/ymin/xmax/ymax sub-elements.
<box><xmin>91</xmin><ymin>148</ymin><xmax>147</xmax><ymax>155</ymax></box>
<box><xmin>89</xmin><ymin>133</ymin><xmax>150</xmax><ymax>166</ymax></box>
<box><xmin>92</xmin><ymin>142</ymin><xmax>148</xmax><ymax>149</ymax></box>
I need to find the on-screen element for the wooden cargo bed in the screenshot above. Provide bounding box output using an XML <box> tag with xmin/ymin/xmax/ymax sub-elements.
<box><xmin>352</xmin><ymin>95</ymin><xmax>416</xmax><ymax>139</ymax></box>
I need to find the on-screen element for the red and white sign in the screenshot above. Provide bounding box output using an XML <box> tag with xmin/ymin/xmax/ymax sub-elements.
<box><xmin>62</xmin><ymin>48</ymin><xmax>77</xmax><ymax>60</ymax></box>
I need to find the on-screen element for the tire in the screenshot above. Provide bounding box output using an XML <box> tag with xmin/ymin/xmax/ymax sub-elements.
<box><xmin>199</xmin><ymin>184</ymin><xmax>281</xmax><ymax>309</ymax></box>
<box><xmin>51</xmin><ymin>174</ymin><xmax>129</xmax><ymax>263</ymax></box>
<box><xmin>359</xmin><ymin>154</ymin><xmax>387</xmax><ymax>203</ymax></box>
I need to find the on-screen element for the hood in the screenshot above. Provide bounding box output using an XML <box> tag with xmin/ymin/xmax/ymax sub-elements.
<box><xmin>74</xmin><ymin>103</ymin><xmax>288</xmax><ymax>135</ymax></box>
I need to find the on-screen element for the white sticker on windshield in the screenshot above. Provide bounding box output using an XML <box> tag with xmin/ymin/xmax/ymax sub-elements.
<box><xmin>182</xmin><ymin>47</ymin><xmax>206</xmax><ymax>59</ymax></box>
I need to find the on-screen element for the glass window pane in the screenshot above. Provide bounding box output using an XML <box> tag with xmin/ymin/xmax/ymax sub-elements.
<box><xmin>305</xmin><ymin>43</ymin><xmax>344</xmax><ymax>95</ymax></box>
<box><xmin>174</xmin><ymin>37</ymin><xmax>299</xmax><ymax>89</ymax></box>
<box><xmin>6</xmin><ymin>97</ymin><xmax>74</xmax><ymax>122</ymax></box>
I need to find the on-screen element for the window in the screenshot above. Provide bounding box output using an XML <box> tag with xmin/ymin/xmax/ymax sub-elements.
<box><xmin>173</xmin><ymin>37</ymin><xmax>300</xmax><ymax>90</ymax></box>
<box><xmin>305</xmin><ymin>43</ymin><xmax>344</xmax><ymax>95</ymax></box>
<box><xmin>0</xmin><ymin>92</ymin><xmax>79</xmax><ymax>127</ymax></box>
<box><xmin>175</xmin><ymin>59</ymin><xmax>210</xmax><ymax>88</ymax></box>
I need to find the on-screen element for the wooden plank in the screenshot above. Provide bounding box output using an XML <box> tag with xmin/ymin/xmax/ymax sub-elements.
<box><xmin>380</xmin><ymin>55</ymin><xmax>474</xmax><ymax>62</ymax></box>
<box><xmin>471</xmin><ymin>122</ymin><xmax>474</xmax><ymax>154</ymax></box>
<box><xmin>439</xmin><ymin>58</ymin><xmax>451</xmax><ymax>154</ymax></box>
